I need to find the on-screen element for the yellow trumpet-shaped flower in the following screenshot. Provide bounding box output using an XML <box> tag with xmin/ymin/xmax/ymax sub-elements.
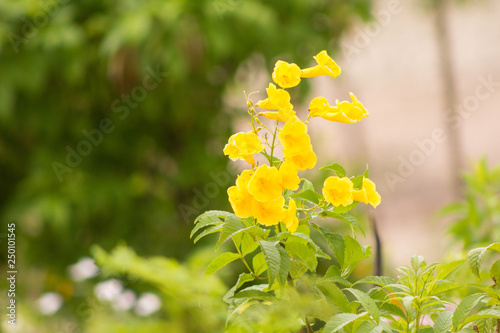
<box><xmin>223</xmin><ymin>132</ymin><xmax>265</xmax><ymax>166</ymax></box>
<box><xmin>252</xmin><ymin>196</ymin><xmax>286</xmax><ymax>226</ymax></box>
<box><xmin>308</xmin><ymin>93</ymin><xmax>368</xmax><ymax>124</ymax></box>
<box><xmin>300</xmin><ymin>50</ymin><xmax>341</xmax><ymax>79</ymax></box>
<box><xmin>257</xmin><ymin>83</ymin><xmax>296</xmax><ymax>122</ymax></box>
<box><xmin>272</xmin><ymin>60</ymin><xmax>301</xmax><ymax>88</ymax></box>
<box><xmin>248</xmin><ymin>165</ymin><xmax>283</xmax><ymax>202</ymax></box>
<box><xmin>283</xmin><ymin>199</ymin><xmax>299</xmax><ymax>233</ymax></box>
<box><xmin>279</xmin><ymin>116</ymin><xmax>317</xmax><ymax>170</ymax></box>
<box><xmin>279</xmin><ymin>161</ymin><xmax>300</xmax><ymax>191</ymax></box>
<box><xmin>227</xmin><ymin>169</ymin><xmax>256</xmax><ymax>218</ymax></box>
<box><xmin>322</xmin><ymin>176</ymin><xmax>354</xmax><ymax>207</ymax></box>
<box><xmin>353</xmin><ymin>177</ymin><xmax>381</xmax><ymax>208</ymax></box>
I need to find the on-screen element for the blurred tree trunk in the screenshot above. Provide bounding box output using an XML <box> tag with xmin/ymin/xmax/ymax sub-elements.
<box><xmin>434</xmin><ymin>0</ymin><xmax>464</xmax><ymax>198</ymax></box>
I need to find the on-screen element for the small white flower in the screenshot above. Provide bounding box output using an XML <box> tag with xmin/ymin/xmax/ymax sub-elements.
<box><xmin>134</xmin><ymin>293</ymin><xmax>162</xmax><ymax>316</ymax></box>
<box><xmin>112</xmin><ymin>289</ymin><xmax>136</xmax><ymax>311</ymax></box>
<box><xmin>94</xmin><ymin>279</ymin><xmax>123</xmax><ymax>301</ymax></box>
<box><xmin>68</xmin><ymin>257</ymin><xmax>99</xmax><ymax>281</ymax></box>
<box><xmin>36</xmin><ymin>292</ymin><xmax>63</xmax><ymax>315</ymax></box>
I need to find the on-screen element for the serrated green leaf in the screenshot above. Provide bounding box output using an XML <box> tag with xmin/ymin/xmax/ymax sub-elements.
<box><xmin>317</xmin><ymin>225</ymin><xmax>345</xmax><ymax>266</ymax></box>
<box><xmin>205</xmin><ymin>252</ymin><xmax>240</xmax><ymax>275</ymax></box>
<box><xmin>321</xmin><ymin>211</ymin><xmax>365</xmax><ymax>236</ymax></box>
<box><xmin>487</xmin><ymin>243</ymin><xmax>500</xmax><ymax>253</ymax></box>
<box><xmin>467</xmin><ymin>247</ymin><xmax>487</xmax><ymax>279</ymax></box>
<box><xmin>190</xmin><ymin>215</ymin><xmax>222</xmax><ymax>238</ymax></box>
<box><xmin>322</xmin><ymin>266</ymin><xmax>352</xmax><ymax>287</ymax></box>
<box><xmin>280</xmin><ymin>231</ymin><xmax>330</xmax><ymax>259</ymax></box>
<box><xmin>286</xmin><ymin>240</ymin><xmax>318</xmax><ymax>275</ymax></box>
<box><xmin>215</xmin><ymin>216</ymin><xmax>247</xmax><ymax>250</ymax></box>
<box><xmin>452</xmin><ymin>293</ymin><xmax>484</xmax><ymax>331</ymax></box>
<box><xmin>259</xmin><ymin>240</ymin><xmax>281</xmax><ymax>286</ymax></box>
<box><xmin>320</xmin><ymin>163</ymin><xmax>346</xmax><ymax>177</ymax></box>
<box><xmin>411</xmin><ymin>255</ymin><xmax>425</xmax><ymax>272</ymax></box>
<box><xmin>316</xmin><ymin>282</ymin><xmax>350</xmax><ymax>312</ymax></box>
<box><xmin>291</xmin><ymin>189</ymin><xmax>322</xmax><ymax>205</ymax></box>
<box><xmin>436</xmin><ymin>260</ymin><xmax>466</xmax><ymax>280</ymax></box>
<box><xmin>234</xmin><ymin>232</ymin><xmax>259</xmax><ymax>256</ymax></box>
<box><xmin>193</xmin><ymin>224</ymin><xmax>223</xmax><ymax>243</ymax></box>
<box><xmin>433</xmin><ymin>310</ymin><xmax>453</xmax><ymax>333</ymax></box>
<box><xmin>343</xmin><ymin>235</ymin><xmax>371</xmax><ymax>274</ymax></box>
<box><xmin>300</xmin><ymin>178</ymin><xmax>315</xmax><ymax>192</ymax></box>
<box><xmin>353</xmin><ymin>275</ymin><xmax>396</xmax><ymax>287</ymax></box>
<box><xmin>345</xmin><ymin>288</ymin><xmax>380</xmax><ymax>324</ymax></box>
<box><xmin>332</xmin><ymin>201</ymin><xmax>359</xmax><ymax>214</ymax></box>
<box><xmin>277</xmin><ymin>246</ymin><xmax>291</xmax><ymax>287</ymax></box>
<box><xmin>324</xmin><ymin>313</ymin><xmax>365</xmax><ymax>333</ymax></box>
<box><xmin>253</xmin><ymin>252</ymin><xmax>267</xmax><ymax>276</ymax></box>
<box><xmin>460</xmin><ymin>309</ymin><xmax>500</xmax><ymax>327</ymax></box>
<box><xmin>490</xmin><ymin>259</ymin><xmax>500</xmax><ymax>282</ymax></box>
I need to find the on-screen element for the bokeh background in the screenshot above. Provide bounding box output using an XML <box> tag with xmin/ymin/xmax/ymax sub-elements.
<box><xmin>0</xmin><ymin>0</ymin><xmax>499</xmax><ymax>331</ymax></box>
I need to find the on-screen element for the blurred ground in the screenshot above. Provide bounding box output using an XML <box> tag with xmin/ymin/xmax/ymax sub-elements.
<box><xmin>309</xmin><ymin>0</ymin><xmax>500</xmax><ymax>269</ymax></box>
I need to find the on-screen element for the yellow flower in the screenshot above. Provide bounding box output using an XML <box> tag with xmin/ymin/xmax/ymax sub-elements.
<box><xmin>308</xmin><ymin>96</ymin><xmax>329</xmax><ymax>117</ymax></box>
<box><xmin>279</xmin><ymin>116</ymin><xmax>317</xmax><ymax>170</ymax></box>
<box><xmin>309</xmin><ymin>93</ymin><xmax>368</xmax><ymax>124</ymax></box>
<box><xmin>322</xmin><ymin>176</ymin><xmax>354</xmax><ymax>207</ymax></box>
<box><xmin>228</xmin><ymin>185</ymin><xmax>254</xmax><ymax>218</ymax></box>
<box><xmin>248</xmin><ymin>165</ymin><xmax>283</xmax><ymax>202</ymax></box>
<box><xmin>300</xmin><ymin>50</ymin><xmax>341</xmax><ymax>79</ymax></box>
<box><xmin>272</xmin><ymin>60</ymin><xmax>301</xmax><ymax>88</ymax></box>
<box><xmin>283</xmin><ymin>199</ymin><xmax>299</xmax><ymax>233</ymax></box>
<box><xmin>223</xmin><ymin>132</ymin><xmax>265</xmax><ymax>165</ymax></box>
<box><xmin>284</xmin><ymin>150</ymin><xmax>317</xmax><ymax>171</ymax></box>
<box><xmin>257</xmin><ymin>83</ymin><xmax>296</xmax><ymax>122</ymax></box>
<box><xmin>278</xmin><ymin>116</ymin><xmax>309</xmax><ymax>152</ymax></box>
<box><xmin>353</xmin><ymin>177</ymin><xmax>381</xmax><ymax>208</ymax></box>
<box><xmin>252</xmin><ymin>196</ymin><xmax>286</xmax><ymax>226</ymax></box>
<box><xmin>279</xmin><ymin>161</ymin><xmax>300</xmax><ymax>191</ymax></box>
<box><xmin>236</xmin><ymin>169</ymin><xmax>254</xmax><ymax>189</ymax></box>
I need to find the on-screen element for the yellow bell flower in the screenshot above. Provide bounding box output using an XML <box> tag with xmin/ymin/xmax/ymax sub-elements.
<box><xmin>300</xmin><ymin>50</ymin><xmax>341</xmax><ymax>79</ymax></box>
<box><xmin>309</xmin><ymin>93</ymin><xmax>368</xmax><ymax>124</ymax></box>
<box><xmin>272</xmin><ymin>60</ymin><xmax>301</xmax><ymax>88</ymax></box>
<box><xmin>257</xmin><ymin>83</ymin><xmax>296</xmax><ymax>122</ymax></box>
<box><xmin>322</xmin><ymin>176</ymin><xmax>354</xmax><ymax>207</ymax></box>
<box><xmin>252</xmin><ymin>196</ymin><xmax>286</xmax><ymax>226</ymax></box>
<box><xmin>279</xmin><ymin>161</ymin><xmax>300</xmax><ymax>191</ymax></box>
<box><xmin>227</xmin><ymin>185</ymin><xmax>254</xmax><ymax>218</ymax></box>
<box><xmin>284</xmin><ymin>149</ymin><xmax>317</xmax><ymax>171</ymax></box>
<box><xmin>353</xmin><ymin>177</ymin><xmax>381</xmax><ymax>208</ymax></box>
<box><xmin>283</xmin><ymin>199</ymin><xmax>299</xmax><ymax>233</ymax></box>
<box><xmin>236</xmin><ymin>169</ymin><xmax>254</xmax><ymax>190</ymax></box>
<box><xmin>223</xmin><ymin>132</ymin><xmax>265</xmax><ymax>166</ymax></box>
<box><xmin>248</xmin><ymin>165</ymin><xmax>283</xmax><ymax>202</ymax></box>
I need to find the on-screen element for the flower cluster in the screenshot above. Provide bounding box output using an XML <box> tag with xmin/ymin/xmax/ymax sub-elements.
<box><xmin>224</xmin><ymin>50</ymin><xmax>380</xmax><ymax>233</ymax></box>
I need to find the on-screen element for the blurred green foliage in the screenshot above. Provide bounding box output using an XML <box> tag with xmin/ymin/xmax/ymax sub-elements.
<box><xmin>0</xmin><ymin>0</ymin><xmax>373</xmax><ymax>270</ymax></box>
<box><xmin>440</xmin><ymin>159</ymin><xmax>500</xmax><ymax>249</ymax></box>
<box><xmin>0</xmin><ymin>0</ymin><xmax>375</xmax><ymax>329</ymax></box>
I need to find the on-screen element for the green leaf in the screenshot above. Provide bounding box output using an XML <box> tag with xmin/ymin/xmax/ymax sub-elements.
<box><xmin>215</xmin><ymin>216</ymin><xmax>247</xmax><ymax>250</ymax></box>
<box><xmin>291</xmin><ymin>189</ymin><xmax>322</xmax><ymax>205</ymax></box>
<box><xmin>258</xmin><ymin>241</ymin><xmax>281</xmax><ymax>286</ymax></box>
<box><xmin>345</xmin><ymin>288</ymin><xmax>380</xmax><ymax>324</ymax></box>
<box><xmin>322</xmin><ymin>266</ymin><xmax>352</xmax><ymax>287</ymax></box>
<box><xmin>436</xmin><ymin>260</ymin><xmax>466</xmax><ymax>280</ymax></box>
<box><xmin>411</xmin><ymin>255</ymin><xmax>425</xmax><ymax>272</ymax></box>
<box><xmin>490</xmin><ymin>259</ymin><xmax>500</xmax><ymax>282</ymax></box>
<box><xmin>321</xmin><ymin>211</ymin><xmax>365</xmax><ymax>236</ymax></box>
<box><xmin>252</xmin><ymin>252</ymin><xmax>267</xmax><ymax>276</ymax></box>
<box><xmin>324</xmin><ymin>313</ymin><xmax>365</xmax><ymax>333</ymax></box>
<box><xmin>280</xmin><ymin>231</ymin><xmax>330</xmax><ymax>259</ymax></box>
<box><xmin>467</xmin><ymin>247</ymin><xmax>487</xmax><ymax>279</ymax></box>
<box><xmin>234</xmin><ymin>232</ymin><xmax>259</xmax><ymax>256</ymax></box>
<box><xmin>353</xmin><ymin>276</ymin><xmax>396</xmax><ymax>287</ymax></box>
<box><xmin>276</xmin><ymin>246</ymin><xmax>291</xmax><ymax>287</ymax></box>
<box><xmin>286</xmin><ymin>240</ymin><xmax>318</xmax><ymax>275</ymax></box>
<box><xmin>320</xmin><ymin>163</ymin><xmax>346</xmax><ymax>177</ymax></box>
<box><xmin>343</xmin><ymin>235</ymin><xmax>371</xmax><ymax>274</ymax></box>
<box><xmin>317</xmin><ymin>225</ymin><xmax>345</xmax><ymax>266</ymax></box>
<box><xmin>204</xmin><ymin>252</ymin><xmax>240</xmax><ymax>275</ymax></box>
<box><xmin>452</xmin><ymin>293</ymin><xmax>484</xmax><ymax>331</ymax></box>
<box><xmin>333</xmin><ymin>201</ymin><xmax>359</xmax><ymax>214</ymax></box>
<box><xmin>316</xmin><ymin>282</ymin><xmax>350</xmax><ymax>312</ymax></box>
<box><xmin>433</xmin><ymin>310</ymin><xmax>453</xmax><ymax>333</ymax></box>
<box><xmin>190</xmin><ymin>215</ymin><xmax>223</xmax><ymax>238</ymax></box>
<box><xmin>193</xmin><ymin>224</ymin><xmax>223</xmax><ymax>243</ymax></box>
<box><xmin>460</xmin><ymin>309</ymin><xmax>500</xmax><ymax>327</ymax></box>
<box><xmin>487</xmin><ymin>242</ymin><xmax>500</xmax><ymax>253</ymax></box>
<box><xmin>300</xmin><ymin>178</ymin><xmax>315</xmax><ymax>192</ymax></box>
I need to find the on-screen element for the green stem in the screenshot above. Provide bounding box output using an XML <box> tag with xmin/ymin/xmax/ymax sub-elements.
<box><xmin>232</xmin><ymin>238</ymin><xmax>256</xmax><ymax>277</ymax></box>
<box><xmin>305</xmin><ymin>318</ymin><xmax>314</xmax><ymax>333</ymax></box>
<box><xmin>269</xmin><ymin>120</ymin><xmax>279</xmax><ymax>164</ymax></box>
